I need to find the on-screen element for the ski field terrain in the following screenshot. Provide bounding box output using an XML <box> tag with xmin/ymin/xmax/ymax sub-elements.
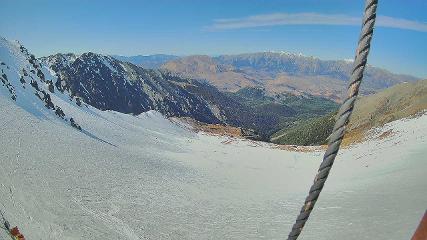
<box><xmin>1</xmin><ymin>37</ymin><xmax>427</xmax><ymax>240</ymax></box>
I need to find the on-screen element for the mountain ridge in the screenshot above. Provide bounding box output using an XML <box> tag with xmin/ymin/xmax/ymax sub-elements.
<box><xmin>162</xmin><ymin>52</ymin><xmax>419</xmax><ymax>101</ymax></box>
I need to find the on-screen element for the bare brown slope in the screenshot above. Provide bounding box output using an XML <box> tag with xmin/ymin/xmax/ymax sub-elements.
<box><xmin>162</xmin><ymin>55</ymin><xmax>261</xmax><ymax>92</ymax></box>
<box><xmin>344</xmin><ymin>79</ymin><xmax>427</xmax><ymax>145</ymax></box>
<box><xmin>348</xmin><ymin>79</ymin><xmax>427</xmax><ymax>131</ymax></box>
<box><xmin>271</xmin><ymin>79</ymin><xmax>427</xmax><ymax>146</ymax></box>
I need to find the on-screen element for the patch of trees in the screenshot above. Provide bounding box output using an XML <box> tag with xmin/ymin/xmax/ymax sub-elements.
<box><xmin>271</xmin><ymin>111</ymin><xmax>337</xmax><ymax>146</ymax></box>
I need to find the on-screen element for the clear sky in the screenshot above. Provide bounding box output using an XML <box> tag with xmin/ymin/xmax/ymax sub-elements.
<box><xmin>0</xmin><ymin>0</ymin><xmax>426</xmax><ymax>78</ymax></box>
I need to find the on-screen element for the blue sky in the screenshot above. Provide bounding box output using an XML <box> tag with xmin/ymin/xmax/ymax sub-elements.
<box><xmin>0</xmin><ymin>0</ymin><xmax>426</xmax><ymax>78</ymax></box>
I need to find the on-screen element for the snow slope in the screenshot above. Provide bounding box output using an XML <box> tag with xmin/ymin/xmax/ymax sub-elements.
<box><xmin>0</xmin><ymin>37</ymin><xmax>85</xmax><ymax>130</ymax></box>
<box><xmin>1</xmin><ymin>37</ymin><xmax>427</xmax><ymax>240</ymax></box>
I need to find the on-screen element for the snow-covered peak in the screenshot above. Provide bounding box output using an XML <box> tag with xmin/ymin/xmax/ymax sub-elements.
<box><xmin>343</xmin><ymin>58</ymin><xmax>354</xmax><ymax>63</ymax></box>
<box><xmin>266</xmin><ymin>50</ymin><xmax>301</xmax><ymax>56</ymax></box>
<box><xmin>264</xmin><ymin>50</ymin><xmax>320</xmax><ymax>60</ymax></box>
<box><xmin>1</xmin><ymin>37</ymin><xmax>32</xmax><ymax>71</ymax></box>
<box><xmin>40</xmin><ymin>52</ymin><xmax>78</xmax><ymax>67</ymax></box>
<box><xmin>0</xmin><ymin>36</ymin><xmax>84</xmax><ymax>130</ymax></box>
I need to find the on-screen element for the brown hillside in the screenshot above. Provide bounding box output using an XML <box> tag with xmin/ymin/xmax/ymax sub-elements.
<box><xmin>348</xmin><ymin>79</ymin><xmax>427</xmax><ymax>132</ymax></box>
<box><xmin>162</xmin><ymin>53</ymin><xmax>418</xmax><ymax>101</ymax></box>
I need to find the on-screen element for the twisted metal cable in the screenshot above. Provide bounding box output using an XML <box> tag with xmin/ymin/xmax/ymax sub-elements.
<box><xmin>286</xmin><ymin>1</ymin><xmax>378</xmax><ymax>239</ymax></box>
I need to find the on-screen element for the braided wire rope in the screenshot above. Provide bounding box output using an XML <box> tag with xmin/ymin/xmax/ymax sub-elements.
<box><xmin>287</xmin><ymin>1</ymin><xmax>379</xmax><ymax>239</ymax></box>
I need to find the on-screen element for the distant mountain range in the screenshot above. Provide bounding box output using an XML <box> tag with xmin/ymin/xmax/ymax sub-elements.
<box><xmin>113</xmin><ymin>52</ymin><xmax>419</xmax><ymax>102</ymax></box>
<box><xmin>162</xmin><ymin>53</ymin><xmax>419</xmax><ymax>101</ymax></box>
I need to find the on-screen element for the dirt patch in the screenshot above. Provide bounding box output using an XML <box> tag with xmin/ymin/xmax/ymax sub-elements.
<box><xmin>376</xmin><ymin>129</ymin><xmax>395</xmax><ymax>140</ymax></box>
<box><xmin>170</xmin><ymin>117</ymin><xmax>244</xmax><ymax>138</ymax></box>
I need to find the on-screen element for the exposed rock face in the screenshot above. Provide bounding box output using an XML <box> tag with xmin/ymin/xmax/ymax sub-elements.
<box><xmin>42</xmin><ymin>53</ymin><xmax>224</xmax><ymax>123</ymax></box>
